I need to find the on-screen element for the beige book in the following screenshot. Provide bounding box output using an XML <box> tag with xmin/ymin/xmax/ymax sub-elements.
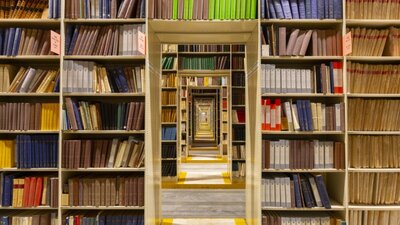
<box><xmin>299</xmin><ymin>30</ymin><xmax>313</xmax><ymax>56</ymax></box>
<box><xmin>41</xmin><ymin>177</ymin><xmax>48</xmax><ymax>205</ymax></box>
<box><xmin>25</xmin><ymin>29</ymin><xmax>38</xmax><ymax>55</ymax></box>
<box><xmin>20</xmin><ymin>29</ymin><xmax>32</xmax><ymax>55</ymax></box>
<box><xmin>17</xmin><ymin>29</ymin><xmax>26</xmax><ymax>55</ymax></box>
<box><xmin>8</xmin><ymin>67</ymin><xmax>27</xmax><ymax>92</ymax></box>
<box><xmin>114</xmin><ymin>140</ymin><xmax>128</xmax><ymax>167</ymax></box>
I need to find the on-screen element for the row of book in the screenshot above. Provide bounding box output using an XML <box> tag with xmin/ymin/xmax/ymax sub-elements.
<box><xmin>1</xmin><ymin>213</ymin><xmax>57</xmax><ymax>225</ymax></box>
<box><xmin>162</xmin><ymin>90</ymin><xmax>177</xmax><ymax>105</ymax></box>
<box><xmin>1</xmin><ymin>66</ymin><xmax>59</xmax><ymax>93</ymax></box>
<box><xmin>178</xmin><ymin>44</ymin><xmax>230</xmax><ymax>52</ymax></box>
<box><xmin>162</xmin><ymin>144</ymin><xmax>177</xmax><ymax>158</ymax></box>
<box><xmin>232</xmin><ymin>162</ymin><xmax>246</xmax><ymax>178</ymax></box>
<box><xmin>0</xmin><ymin>0</ymin><xmax>56</xmax><ymax>19</ymax></box>
<box><xmin>48</xmin><ymin>0</ymin><xmax>61</xmax><ymax>18</ymax></box>
<box><xmin>179</xmin><ymin>56</ymin><xmax>229</xmax><ymax>70</ymax></box>
<box><xmin>262</xmin><ymin>140</ymin><xmax>345</xmax><ymax>170</ymax></box>
<box><xmin>65</xmin><ymin>176</ymin><xmax>144</xmax><ymax>207</ymax></box>
<box><xmin>0</xmin><ymin>102</ymin><xmax>59</xmax><ymax>131</ymax></box>
<box><xmin>232</xmin><ymin>90</ymin><xmax>245</xmax><ymax>105</ymax></box>
<box><xmin>162</xmin><ymin>57</ymin><xmax>178</xmax><ymax>70</ymax></box>
<box><xmin>232</xmin><ymin>109</ymin><xmax>245</xmax><ymax>123</ymax></box>
<box><xmin>161</xmin><ymin>73</ymin><xmax>177</xmax><ymax>87</ymax></box>
<box><xmin>162</xmin><ymin>44</ymin><xmax>178</xmax><ymax>53</ymax></box>
<box><xmin>346</xmin><ymin>0</ymin><xmax>400</xmax><ymax>19</ymax></box>
<box><xmin>232</xmin><ymin>72</ymin><xmax>245</xmax><ymax>86</ymax></box>
<box><xmin>182</xmin><ymin>76</ymin><xmax>228</xmax><ymax>86</ymax></box>
<box><xmin>261</xmin><ymin>0</ymin><xmax>342</xmax><ymax>19</ymax></box>
<box><xmin>162</xmin><ymin>127</ymin><xmax>177</xmax><ymax>140</ymax></box>
<box><xmin>349</xmin><ymin>172</ymin><xmax>400</xmax><ymax>205</ymax></box>
<box><xmin>385</xmin><ymin>27</ymin><xmax>400</xmax><ymax>57</ymax></box>
<box><xmin>0</xmin><ymin>28</ymin><xmax>54</xmax><ymax>56</ymax></box>
<box><xmin>162</xmin><ymin>161</ymin><xmax>177</xmax><ymax>177</ymax></box>
<box><xmin>349</xmin><ymin>210</ymin><xmax>400</xmax><ymax>225</ymax></box>
<box><xmin>161</xmin><ymin>109</ymin><xmax>177</xmax><ymax>123</ymax></box>
<box><xmin>261</xmin><ymin>99</ymin><xmax>345</xmax><ymax>132</ymax></box>
<box><xmin>348</xmin><ymin>27</ymin><xmax>389</xmax><ymax>56</ymax></box>
<box><xmin>262</xmin><ymin>26</ymin><xmax>342</xmax><ymax>56</ymax></box>
<box><xmin>65</xmin><ymin>0</ymin><xmax>145</xmax><ymax>19</ymax></box>
<box><xmin>63</xmin><ymin>61</ymin><xmax>145</xmax><ymax>93</ymax></box>
<box><xmin>232</xmin><ymin>56</ymin><xmax>244</xmax><ymax>70</ymax></box>
<box><xmin>64</xmin><ymin>98</ymin><xmax>144</xmax><ymax>130</ymax></box>
<box><xmin>149</xmin><ymin>0</ymin><xmax>257</xmax><ymax>20</ymax></box>
<box><xmin>349</xmin><ymin>135</ymin><xmax>400</xmax><ymax>169</ymax></box>
<box><xmin>262</xmin><ymin>173</ymin><xmax>331</xmax><ymax>208</ymax></box>
<box><xmin>1</xmin><ymin>175</ymin><xmax>58</xmax><ymax>208</ymax></box>
<box><xmin>261</xmin><ymin>62</ymin><xmax>343</xmax><ymax>94</ymax></box>
<box><xmin>0</xmin><ymin>135</ymin><xmax>58</xmax><ymax>169</ymax></box>
<box><xmin>262</xmin><ymin>212</ymin><xmax>345</xmax><ymax>225</ymax></box>
<box><xmin>65</xmin><ymin>24</ymin><xmax>145</xmax><ymax>56</ymax></box>
<box><xmin>233</xmin><ymin>126</ymin><xmax>245</xmax><ymax>141</ymax></box>
<box><xmin>232</xmin><ymin>144</ymin><xmax>245</xmax><ymax>160</ymax></box>
<box><xmin>63</xmin><ymin>212</ymin><xmax>144</xmax><ymax>225</ymax></box>
<box><xmin>347</xmin><ymin>62</ymin><xmax>400</xmax><ymax>94</ymax></box>
<box><xmin>348</xmin><ymin>99</ymin><xmax>400</xmax><ymax>131</ymax></box>
<box><xmin>63</xmin><ymin>137</ymin><xmax>144</xmax><ymax>169</ymax></box>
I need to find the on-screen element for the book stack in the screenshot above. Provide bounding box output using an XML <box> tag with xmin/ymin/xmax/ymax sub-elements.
<box><xmin>63</xmin><ymin>98</ymin><xmax>144</xmax><ymax>130</ymax></box>
<box><xmin>262</xmin><ymin>173</ymin><xmax>332</xmax><ymax>208</ymax></box>
<box><xmin>1</xmin><ymin>66</ymin><xmax>60</xmax><ymax>93</ymax></box>
<box><xmin>348</xmin><ymin>99</ymin><xmax>400</xmax><ymax>131</ymax></box>
<box><xmin>148</xmin><ymin>0</ymin><xmax>257</xmax><ymax>20</ymax></box>
<box><xmin>348</xmin><ymin>27</ymin><xmax>389</xmax><ymax>56</ymax></box>
<box><xmin>0</xmin><ymin>0</ymin><xmax>58</xmax><ymax>19</ymax></box>
<box><xmin>349</xmin><ymin>135</ymin><xmax>400</xmax><ymax>168</ymax></box>
<box><xmin>1</xmin><ymin>174</ymin><xmax>59</xmax><ymax>207</ymax></box>
<box><xmin>161</xmin><ymin>109</ymin><xmax>177</xmax><ymax>123</ymax></box>
<box><xmin>0</xmin><ymin>102</ymin><xmax>59</xmax><ymax>131</ymax></box>
<box><xmin>261</xmin><ymin>99</ymin><xmax>345</xmax><ymax>132</ymax></box>
<box><xmin>261</xmin><ymin>0</ymin><xmax>343</xmax><ymax>19</ymax></box>
<box><xmin>349</xmin><ymin>210</ymin><xmax>400</xmax><ymax>225</ymax></box>
<box><xmin>65</xmin><ymin>24</ymin><xmax>145</xmax><ymax>56</ymax></box>
<box><xmin>262</xmin><ymin>139</ymin><xmax>345</xmax><ymax>170</ymax></box>
<box><xmin>162</xmin><ymin>57</ymin><xmax>178</xmax><ymax>70</ymax></box>
<box><xmin>178</xmin><ymin>44</ymin><xmax>230</xmax><ymax>52</ymax></box>
<box><xmin>262</xmin><ymin>212</ymin><xmax>345</xmax><ymax>225</ymax></box>
<box><xmin>261</xmin><ymin>26</ymin><xmax>342</xmax><ymax>56</ymax></box>
<box><xmin>64</xmin><ymin>175</ymin><xmax>144</xmax><ymax>207</ymax></box>
<box><xmin>1</xmin><ymin>213</ymin><xmax>58</xmax><ymax>225</ymax></box>
<box><xmin>347</xmin><ymin>62</ymin><xmax>400</xmax><ymax>94</ymax></box>
<box><xmin>162</xmin><ymin>90</ymin><xmax>177</xmax><ymax>105</ymax></box>
<box><xmin>65</xmin><ymin>0</ymin><xmax>145</xmax><ymax>19</ymax></box>
<box><xmin>63</xmin><ymin>212</ymin><xmax>144</xmax><ymax>225</ymax></box>
<box><xmin>349</xmin><ymin>172</ymin><xmax>400</xmax><ymax>205</ymax></box>
<box><xmin>232</xmin><ymin>109</ymin><xmax>245</xmax><ymax>123</ymax></box>
<box><xmin>162</xmin><ymin>161</ymin><xmax>177</xmax><ymax>177</ymax></box>
<box><xmin>161</xmin><ymin>73</ymin><xmax>178</xmax><ymax>87</ymax></box>
<box><xmin>232</xmin><ymin>44</ymin><xmax>245</xmax><ymax>52</ymax></box>
<box><xmin>63</xmin><ymin>137</ymin><xmax>144</xmax><ymax>169</ymax></box>
<box><xmin>63</xmin><ymin>61</ymin><xmax>145</xmax><ymax>93</ymax></box>
<box><xmin>179</xmin><ymin>56</ymin><xmax>229</xmax><ymax>70</ymax></box>
<box><xmin>162</xmin><ymin>144</ymin><xmax>177</xmax><ymax>158</ymax></box>
<box><xmin>346</xmin><ymin>0</ymin><xmax>400</xmax><ymax>19</ymax></box>
<box><xmin>162</xmin><ymin>127</ymin><xmax>177</xmax><ymax>140</ymax></box>
<box><xmin>232</xmin><ymin>144</ymin><xmax>245</xmax><ymax>160</ymax></box>
<box><xmin>0</xmin><ymin>28</ymin><xmax>57</xmax><ymax>56</ymax></box>
<box><xmin>261</xmin><ymin>62</ymin><xmax>344</xmax><ymax>94</ymax></box>
<box><xmin>232</xmin><ymin>162</ymin><xmax>246</xmax><ymax>178</ymax></box>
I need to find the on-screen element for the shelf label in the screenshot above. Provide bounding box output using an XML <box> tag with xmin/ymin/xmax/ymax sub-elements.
<box><xmin>343</xmin><ymin>32</ymin><xmax>352</xmax><ymax>56</ymax></box>
<box><xmin>50</xmin><ymin>30</ymin><xmax>61</xmax><ymax>55</ymax></box>
<box><xmin>138</xmin><ymin>31</ymin><xmax>146</xmax><ymax>55</ymax></box>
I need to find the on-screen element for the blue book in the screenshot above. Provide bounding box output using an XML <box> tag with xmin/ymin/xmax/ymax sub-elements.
<box><xmin>280</xmin><ymin>0</ymin><xmax>292</xmax><ymax>18</ymax></box>
<box><xmin>105</xmin><ymin>0</ymin><xmax>110</xmax><ymax>18</ymax></box>
<box><xmin>328</xmin><ymin>0</ymin><xmax>334</xmax><ymax>18</ymax></box>
<box><xmin>16</xmin><ymin>136</ymin><xmax>21</xmax><ymax>168</ymax></box>
<box><xmin>305</xmin><ymin>0</ymin><xmax>311</xmax><ymax>18</ymax></box>
<box><xmin>261</xmin><ymin>0</ymin><xmax>265</xmax><ymax>18</ymax></box>
<box><xmin>289</xmin><ymin>0</ymin><xmax>299</xmax><ymax>19</ymax></box>
<box><xmin>0</xmin><ymin>29</ymin><xmax>4</xmax><ymax>55</ymax></box>
<box><xmin>324</xmin><ymin>0</ymin><xmax>329</xmax><ymax>18</ymax></box>
<box><xmin>72</xmin><ymin>101</ymin><xmax>84</xmax><ymax>130</ymax></box>
<box><xmin>27</xmin><ymin>135</ymin><xmax>33</xmax><ymax>168</ymax></box>
<box><xmin>67</xmin><ymin>26</ymin><xmax>80</xmax><ymax>55</ymax></box>
<box><xmin>2</xmin><ymin>175</ymin><xmax>13</xmax><ymax>206</ymax></box>
<box><xmin>1</xmin><ymin>216</ymin><xmax>9</xmax><ymax>225</ymax></box>
<box><xmin>122</xmin><ymin>215</ymin><xmax>127</xmax><ymax>225</ymax></box>
<box><xmin>304</xmin><ymin>100</ymin><xmax>313</xmax><ymax>131</ymax></box>
<box><xmin>302</xmin><ymin>100</ymin><xmax>309</xmax><ymax>131</ymax></box>
<box><xmin>53</xmin><ymin>73</ymin><xmax>60</xmax><ymax>92</ymax></box>
<box><xmin>3</xmin><ymin>29</ymin><xmax>9</xmax><ymax>55</ymax></box>
<box><xmin>138</xmin><ymin>215</ymin><xmax>144</xmax><ymax>225</ymax></box>
<box><xmin>140</xmin><ymin>0</ymin><xmax>146</xmax><ymax>18</ymax></box>
<box><xmin>268</xmin><ymin>0</ymin><xmax>277</xmax><ymax>18</ymax></box>
<box><xmin>329</xmin><ymin>62</ymin><xmax>334</xmax><ymax>93</ymax></box>
<box><xmin>317</xmin><ymin>0</ymin><xmax>324</xmax><ymax>18</ymax></box>
<box><xmin>99</xmin><ymin>0</ymin><xmax>103</xmax><ymax>18</ymax></box>
<box><xmin>296</xmin><ymin>101</ymin><xmax>305</xmax><ymax>131</ymax></box>
<box><xmin>23</xmin><ymin>135</ymin><xmax>28</xmax><ymax>168</ymax></box>
<box><xmin>298</xmin><ymin>0</ymin><xmax>306</xmax><ymax>19</ymax></box>
<box><xmin>272</xmin><ymin>0</ymin><xmax>284</xmax><ymax>18</ymax></box>
<box><xmin>99</xmin><ymin>215</ymin><xmax>106</xmax><ymax>225</ymax></box>
<box><xmin>53</xmin><ymin>136</ymin><xmax>58</xmax><ymax>167</ymax></box>
<box><xmin>291</xmin><ymin>174</ymin><xmax>303</xmax><ymax>207</ymax></box>
<box><xmin>84</xmin><ymin>0</ymin><xmax>89</xmax><ymax>18</ymax></box>
<box><xmin>40</xmin><ymin>136</ymin><xmax>46</xmax><ymax>168</ymax></box>
<box><xmin>65</xmin><ymin>25</ymin><xmax>73</xmax><ymax>53</ymax></box>
<box><xmin>49</xmin><ymin>0</ymin><xmax>53</xmax><ymax>18</ymax></box>
<box><xmin>6</xmin><ymin>28</ymin><xmax>15</xmax><ymax>56</ymax></box>
<box><xmin>334</xmin><ymin>0</ymin><xmax>342</xmax><ymax>18</ymax></box>
<box><xmin>300</xmin><ymin>175</ymin><xmax>315</xmax><ymax>207</ymax></box>
<box><xmin>116</xmin><ymin>68</ymin><xmax>130</xmax><ymax>92</ymax></box>
<box><xmin>315</xmin><ymin>175</ymin><xmax>332</xmax><ymax>208</ymax></box>
<box><xmin>311</xmin><ymin>0</ymin><xmax>317</xmax><ymax>18</ymax></box>
<box><xmin>11</xmin><ymin>28</ymin><xmax>21</xmax><ymax>56</ymax></box>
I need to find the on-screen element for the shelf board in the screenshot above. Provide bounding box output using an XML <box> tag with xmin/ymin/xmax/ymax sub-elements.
<box><xmin>232</xmin><ymin>86</ymin><xmax>246</xmax><ymax>89</ymax></box>
<box><xmin>261</xmin><ymin>19</ymin><xmax>343</xmax><ymax>25</ymax></box>
<box><xmin>0</xmin><ymin>207</ymin><xmax>58</xmax><ymax>210</ymax></box>
<box><xmin>0</xmin><ymin>56</ymin><xmax>60</xmax><ymax>61</ymax></box>
<box><xmin>348</xmin><ymin>205</ymin><xmax>400</xmax><ymax>210</ymax></box>
<box><xmin>232</xmin><ymin>105</ymin><xmax>246</xmax><ymax>107</ymax></box>
<box><xmin>161</xmin><ymin>122</ymin><xmax>177</xmax><ymax>125</ymax></box>
<box><xmin>0</xmin><ymin>93</ymin><xmax>59</xmax><ymax>97</ymax></box>
<box><xmin>232</xmin><ymin>69</ymin><xmax>245</xmax><ymax>72</ymax></box>
<box><xmin>162</xmin><ymin>105</ymin><xmax>177</xmax><ymax>107</ymax></box>
<box><xmin>162</xmin><ymin>140</ymin><xmax>177</xmax><ymax>143</ymax></box>
<box><xmin>61</xmin><ymin>206</ymin><xmax>144</xmax><ymax>210</ymax></box>
<box><xmin>347</xmin><ymin>93</ymin><xmax>400</xmax><ymax>98</ymax></box>
<box><xmin>262</xmin><ymin>93</ymin><xmax>344</xmax><ymax>98</ymax></box>
<box><xmin>232</xmin><ymin>140</ymin><xmax>245</xmax><ymax>143</ymax></box>
<box><xmin>162</xmin><ymin>52</ymin><xmax>178</xmax><ymax>55</ymax></box>
<box><xmin>348</xmin><ymin>168</ymin><xmax>400</xmax><ymax>173</ymax></box>
<box><xmin>348</xmin><ymin>131</ymin><xmax>400</xmax><ymax>135</ymax></box>
<box><xmin>161</xmin><ymin>87</ymin><xmax>178</xmax><ymax>90</ymax></box>
<box><xmin>63</xmin><ymin>93</ymin><xmax>145</xmax><ymax>97</ymax></box>
<box><xmin>261</xmin><ymin>56</ymin><xmax>343</xmax><ymax>61</ymax></box>
<box><xmin>262</xmin><ymin>204</ymin><xmax>344</xmax><ymax>211</ymax></box>
<box><xmin>62</xmin><ymin>168</ymin><xmax>145</xmax><ymax>172</ymax></box>
<box><xmin>162</xmin><ymin>69</ymin><xmax>178</xmax><ymax>72</ymax></box>
<box><xmin>178</xmin><ymin>52</ymin><xmax>230</xmax><ymax>55</ymax></box>
<box><xmin>232</xmin><ymin>52</ymin><xmax>245</xmax><ymax>54</ymax></box>
<box><xmin>233</xmin><ymin>159</ymin><xmax>246</xmax><ymax>161</ymax></box>
<box><xmin>64</xmin><ymin>55</ymin><xmax>145</xmax><ymax>61</ymax></box>
<box><xmin>262</xmin><ymin>131</ymin><xmax>344</xmax><ymax>135</ymax></box>
<box><xmin>178</xmin><ymin>70</ymin><xmax>231</xmax><ymax>75</ymax></box>
<box><xmin>63</xmin><ymin>130</ymin><xmax>145</xmax><ymax>134</ymax></box>
<box><xmin>346</xmin><ymin>19</ymin><xmax>400</xmax><ymax>27</ymax></box>
<box><xmin>0</xmin><ymin>19</ymin><xmax>60</xmax><ymax>26</ymax></box>
<box><xmin>346</xmin><ymin>56</ymin><xmax>400</xmax><ymax>62</ymax></box>
<box><xmin>0</xmin><ymin>168</ymin><xmax>58</xmax><ymax>172</ymax></box>
<box><xmin>64</xmin><ymin>18</ymin><xmax>146</xmax><ymax>24</ymax></box>
<box><xmin>0</xmin><ymin>130</ymin><xmax>59</xmax><ymax>134</ymax></box>
<box><xmin>162</xmin><ymin>158</ymin><xmax>177</xmax><ymax>160</ymax></box>
<box><xmin>232</xmin><ymin>123</ymin><xmax>246</xmax><ymax>125</ymax></box>
<box><xmin>262</xmin><ymin>169</ymin><xmax>345</xmax><ymax>173</ymax></box>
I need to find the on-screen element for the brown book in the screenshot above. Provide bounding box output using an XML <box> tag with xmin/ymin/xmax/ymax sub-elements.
<box><xmin>83</xmin><ymin>140</ymin><xmax>92</xmax><ymax>168</ymax></box>
<box><xmin>148</xmin><ymin>0</ymin><xmax>154</xmax><ymax>18</ymax></box>
<box><xmin>39</xmin><ymin>213</ymin><xmax>50</xmax><ymax>225</ymax></box>
<box><xmin>105</xmin><ymin>178</ymin><xmax>111</xmax><ymax>206</ymax></box>
<box><xmin>134</xmin><ymin>102</ymin><xmax>145</xmax><ymax>130</ymax></box>
<box><xmin>138</xmin><ymin>176</ymin><xmax>144</xmax><ymax>206</ymax></box>
<box><xmin>178</xmin><ymin>0</ymin><xmax>184</xmax><ymax>19</ymax></box>
<box><xmin>74</xmin><ymin>140</ymin><xmax>81</xmax><ymax>169</ymax></box>
<box><xmin>65</xmin><ymin>98</ymin><xmax>77</xmax><ymax>130</ymax></box>
<box><xmin>289</xmin><ymin>140</ymin><xmax>294</xmax><ymax>169</ymax></box>
<box><xmin>110</xmin><ymin>178</ymin><xmax>116</xmax><ymax>206</ymax></box>
<box><xmin>120</xmin><ymin>177</ymin><xmax>126</xmax><ymax>206</ymax></box>
<box><xmin>94</xmin><ymin>178</ymin><xmax>100</xmax><ymax>206</ymax></box>
<box><xmin>93</xmin><ymin>140</ymin><xmax>102</xmax><ymax>167</ymax></box>
<box><xmin>132</xmin><ymin>176</ymin><xmax>138</xmax><ymax>206</ymax></box>
<box><xmin>99</xmin><ymin>140</ymin><xmax>109</xmax><ymax>167</ymax></box>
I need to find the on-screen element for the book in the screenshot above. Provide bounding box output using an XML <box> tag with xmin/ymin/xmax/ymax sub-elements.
<box><xmin>0</xmin><ymin>0</ymin><xmax>56</xmax><ymax>19</ymax></box>
<box><xmin>346</xmin><ymin>0</ymin><xmax>400</xmax><ymax>19</ymax></box>
<box><xmin>63</xmin><ymin>212</ymin><xmax>144</xmax><ymax>225</ymax></box>
<box><xmin>162</xmin><ymin>161</ymin><xmax>177</xmax><ymax>176</ymax></box>
<box><xmin>179</xmin><ymin>56</ymin><xmax>229</xmax><ymax>70</ymax></box>
<box><xmin>162</xmin><ymin>143</ymin><xmax>177</xmax><ymax>158</ymax></box>
<box><xmin>349</xmin><ymin>27</ymin><xmax>390</xmax><ymax>56</ymax></box>
<box><xmin>1</xmin><ymin>213</ymin><xmax>57</xmax><ymax>225</ymax></box>
<box><xmin>349</xmin><ymin>210</ymin><xmax>400</xmax><ymax>225</ymax></box>
<box><xmin>232</xmin><ymin>144</ymin><xmax>246</xmax><ymax>160</ymax></box>
<box><xmin>232</xmin><ymin>161</ymin><xmax>246</xmax><ymax>178</ymax></box>
<box><xmin>262</xmin><ymin>212</ymin><xmax>345</xmax><ymax>224</ymax></box>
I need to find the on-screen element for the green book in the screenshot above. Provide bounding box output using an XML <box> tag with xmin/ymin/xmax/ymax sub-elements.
<box><xmin>231</xmin><ymin>0</ymin><xmax>236</xmax><ymax>19</ymax></box>
<box><xmin>240</xmin><ymin>0</ymin><xmax>245</xmax><ymax>19</ymax></box>
<box><xmin>189</xmin><ymin>0</ymin><xmax>194</xmax><ymax>19</ymax></box>
<box><xmin>250</xmin><ymin>0</ymin><xmax>256</xmax><ymax>18</ymax></box>
<box><xmin>236</xmin><ymin>0</ymin><xmax>241</xmax><ymax>19</ymax></box>
<box><xmin>209</xmin><ymin>0</ymin><xmax>215</xmax><ymax>19</ymax></box>
<box><xmin>220</xmin><ymin>0</ymin><xmax>225</xmax><ymax>19</ymax></box>
<box><xmin>245</xmin><ymin>0</ymin><xmax>251</xmax><ymax>19</ymax></box>
<box><xmin>215</xmin><ymin>0</ymin><xmax>220</xmax><ymax>19</ymax></box>
<box><xmin>173</xmin><ymin>0</ymin><xmax>178</xmax><ymax>19</ymax></box>
<box><xmin>226</xmin><ymin>0</ymin><xmax>231</xmax><ymax>19</ymax></box>
<box><xmin>184</xmin><ymin>0</ymin><xmax>188</xmax><ymax>19</ymax></box>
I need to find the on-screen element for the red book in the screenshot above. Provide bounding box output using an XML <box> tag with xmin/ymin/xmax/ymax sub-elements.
<box><xmin>261</xmin><ymin>99</ymin><xmax>266</xmax><ymax>130</ymax></box>
<box><xmin>275</xmin><ymin>99</ymin><xmax>281</xmax><ymax>131</ymax></box>
<box><xmin>236</xmin><ymin>109</ymin><xmax>245</xmax><ymax>123</ymax></box>
<box><xmin>28</xmin><ymin>177</ymin><xmax>37</xmax><ymax>207</ymax></box>
<box><xmin>75</xmin><ymin>215</ymin><xmax>81</xmax><ymax>225</ymax></box>
<box><xmin>333</xmin><ymin>62</ymin><xmax>343</xmax><ymax>94</ymax></box>
<box><xmin>33</xmin><ymin>177</ymin><xmax>43</xmax><ymax>207</ymax></box>
<box><xmin>22</xmin><ymin>177</ymin><xmax>31</xmax><ymax>207</ymax></box>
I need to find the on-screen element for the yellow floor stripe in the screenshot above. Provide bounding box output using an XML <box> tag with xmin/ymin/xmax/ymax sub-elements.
<box><xmin>177</xmin><ymin>172</ymin><xmax>187</xmax><ymax>184</ymax></box>
<box><xmin>235</xmin><ymin>218</ymin><xmax>247</xmax><ymax>225</ymax></box>
<box><xmin>161</xmin><ymin>218</ymin><xmax>173</xmax><ymax>225</ymax></box>
<box><xmin>222</xmin><ymin>172</ymin><xmax>231</xmax><ymax>184</ymax></box>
